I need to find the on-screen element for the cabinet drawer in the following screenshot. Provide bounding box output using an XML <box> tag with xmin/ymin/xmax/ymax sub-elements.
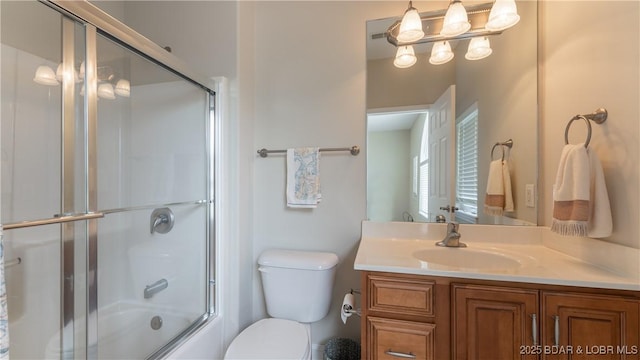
<box><xmin>367</xmin><ymin>316</ymin><xmax>435</xmax><ymax>360</ymax></box>
<box><xmin>367</xmin><ymin>274</ymin><xmax>435</xmax><ymax>317</ymax></box>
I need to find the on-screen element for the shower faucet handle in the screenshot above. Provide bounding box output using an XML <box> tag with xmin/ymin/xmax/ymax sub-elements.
<box><xmin>150</xmin><ymin>207</ymin><xmax>174</xmax><ymax>234</ymax></box>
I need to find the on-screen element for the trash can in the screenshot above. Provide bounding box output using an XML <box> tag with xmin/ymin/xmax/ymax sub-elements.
<box><xmin>324</xmin><ymin>337</ymin><xmax>361</xmax><ymax>360</ymax></box>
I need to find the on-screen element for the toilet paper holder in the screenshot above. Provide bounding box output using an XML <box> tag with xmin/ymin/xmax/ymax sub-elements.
<box><xmin>343</xmin><ymin>289</ymin><xmax>361</xmax><ymax>317</ymax></box>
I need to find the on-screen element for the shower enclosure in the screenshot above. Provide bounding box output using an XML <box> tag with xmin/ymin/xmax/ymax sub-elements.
<box><xmin>1</xmin><ymin>1</ymin><xmax>217</xmax><ymax>358</ymax></box>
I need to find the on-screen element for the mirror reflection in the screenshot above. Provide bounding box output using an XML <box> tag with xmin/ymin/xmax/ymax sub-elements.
<box><xmin>366</xmin><ymin>1</ymin><xmax>537</xmax><ymax>226</ymax></box>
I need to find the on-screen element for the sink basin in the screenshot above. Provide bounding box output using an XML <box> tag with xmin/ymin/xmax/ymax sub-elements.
<box><xmin>413</xmin><ymin>248</ymin><xmax>523</xmax><ymax>270</ymax></box>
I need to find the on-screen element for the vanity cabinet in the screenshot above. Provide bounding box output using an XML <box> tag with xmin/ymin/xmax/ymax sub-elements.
<box><xmin>361</xmin><ymin>272</ymin><xmax>451</xmax><ymax>359</ymax></box>
<box><xmin>361</xmin><ymin>271</ymin><xmax>640</xmax><ymax>360</ymax></box>
<box><xmin>452</xmin><ymin>284</ymin><xmax>539</xmax><ymax>360</ymax></box>
<box><xmin>541</xmin><ymin>292</ymin><xmax>640</xmax><ymax>360</ymax></box>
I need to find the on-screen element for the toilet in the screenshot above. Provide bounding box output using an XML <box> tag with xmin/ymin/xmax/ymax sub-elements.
<box><xmin>224</xmin><ymin>249</ymin><xmax>339</xmax><ymax>360</ymax></box>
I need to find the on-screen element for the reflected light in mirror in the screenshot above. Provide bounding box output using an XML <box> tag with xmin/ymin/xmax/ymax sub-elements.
<box><xmin>97</xmin><ymin>83</ymin><xmax>116</xmax><ymax>100</ymax></box>
<box><xmin>429</xmin><ymin>41</ymin><xmax>454</xmax><ymax>65</ymax></box>
<box><xmin>397</xmin><ymin>1</ymin><xmax>424</xmax><ymax>43</ymax></box>
<box><xmin>394</xmin><ymin>45</ymin><xmax>417</xmax><ymax>68</ymax></box>
<box><xmin>33</xmin><ymin>65</ymin><xmax>59</xmax><ymax>86</ymax></box>
<box><xmin>486</xmin><ymin>0</ymin><xmax>520</xmax><ymax>31</ymax></box>
<box><xmin>115</xmin><ymin>79</ymin><xmax>131</xmax><ymax>97</ymax></box>
<box><xmin>441</xmin><ymin>0</ymin><xmax>471</xmax><ymax>37</ymax></box>
<box><xmin>465</xmin><ymin>37</ymin><xmax>492</xmax><ymax>60</ymax></box>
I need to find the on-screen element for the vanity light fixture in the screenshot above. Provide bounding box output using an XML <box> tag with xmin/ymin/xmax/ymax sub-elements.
<box><xmin>394</xmin><ymin>45</ymin><xmax>418</xmax><ymax>68</ymax></box>
<box><xmin>485</xmin><ymin>0</ymin><xmax>520</xmax><ymax>31</ymax></box>
<box><xmin>384</xmin><ymin>1</ymin><xmax>520</xmax><ymax>68</ymax></box>
<box><xmin>441</xmin><ymin>0</ymin><xmax>471</xmax><ymax>37</ymax></box>
<box><xmin>397</xmin><ymin>1</ymin><xmax>424</xmax><ymax>43</ymax></box>
<box><xmin>465</xmin><ymin>36</ymin><xmax>492</xmax><ymax>60</ymax></box>
<box><xmin>429</xmin><ymin>41</ymin><xmax>454</xmax><ymax>65</ymax></box>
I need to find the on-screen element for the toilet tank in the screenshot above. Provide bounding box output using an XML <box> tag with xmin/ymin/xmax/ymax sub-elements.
<box><xmin>258</xmin><ymin>249</ymin><xmax>339</xmax><ymax>323</ymax></box>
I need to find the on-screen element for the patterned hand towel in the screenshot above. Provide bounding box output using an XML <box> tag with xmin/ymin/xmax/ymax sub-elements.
<box><xmin>551</xmin><ymin>144</ymin><xmax>590</xmax><ymax>236</ymax></box>
<box><xmin>286</xmin><ymin>147</ymin><xmax>321</xmax><ymax>208</ymax></box>
<box><xmin>484</xmin><ymin>159</ymin><xmax>514</xmax><ymax>216</ymax></box>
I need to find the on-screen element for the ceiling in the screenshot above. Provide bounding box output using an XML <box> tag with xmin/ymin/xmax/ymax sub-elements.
<box><xmin>367</xmin><ymin>111</ymin><xmax>426</xmax><ymax>132</ymax></box>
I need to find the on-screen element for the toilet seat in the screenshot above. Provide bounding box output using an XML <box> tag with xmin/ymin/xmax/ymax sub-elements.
<box><xmin>224</xmin><ymin>318</ymin><xmax>310</xmax><ymax>359</ymax></box>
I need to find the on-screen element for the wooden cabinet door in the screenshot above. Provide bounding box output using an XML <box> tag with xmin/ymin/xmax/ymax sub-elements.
<box><xmin>366</xmin><ymin>316</ymin><xmax>436</xmax><ymax>360</ymax></box>
<box><xmin>542</xmin><ymin>292</ymin><xmax>640</xmax><ymax>360</ymax></box>
<box><xmin>452</xmin><ymin>284</ymin><xmax>539</xmax><ymax>360</ymax></box>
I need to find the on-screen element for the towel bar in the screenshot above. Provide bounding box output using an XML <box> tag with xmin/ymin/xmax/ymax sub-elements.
<box><xmin>257</xmin><ymin>145</ymin><xmax>360</xmax><ymax>158</ymax></box>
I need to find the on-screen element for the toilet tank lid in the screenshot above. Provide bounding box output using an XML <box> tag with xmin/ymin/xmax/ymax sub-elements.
<box><xmin>258</xmin><ymin>249</ymin><xmax>338</xmax><ymax>270</ymax></box>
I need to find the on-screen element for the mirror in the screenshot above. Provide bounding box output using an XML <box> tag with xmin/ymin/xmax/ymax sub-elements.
<box><xmin>366</xmin><ymin>1</ymin><xmax>537</xmax><ymax>225</ymax></box>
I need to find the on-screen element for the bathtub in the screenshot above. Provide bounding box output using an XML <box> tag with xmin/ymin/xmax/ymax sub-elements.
<box><xmin>45</xmin><ymin>301</ymin><xmax>194</xmax><ymax>359</ymax></box>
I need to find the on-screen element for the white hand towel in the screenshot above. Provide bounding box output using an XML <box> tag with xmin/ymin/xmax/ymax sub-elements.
<box><xmin>484</xmin><ymin>159</ymin><xmax>514</xmax><ymax>216</ymax></box>
<box><xmin>551</xmin><ymin>143</ymin><xmax>611</xmax><ymax>238</ymax></box>
<box><xmin>286</xmin><ymin>147</ymin><xmax>321</xmax><ymax>208</ymax></box>
<box><xmin>586</xmin><ymin>147</ymin><xmax>612</xmax><ymax>238</ymax></box>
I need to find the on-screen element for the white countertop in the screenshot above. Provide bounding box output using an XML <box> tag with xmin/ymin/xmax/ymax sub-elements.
<box><xmin>354</xmin><ymin>222</ymin><xmax>640</xmax><ymax>291</ymax></box>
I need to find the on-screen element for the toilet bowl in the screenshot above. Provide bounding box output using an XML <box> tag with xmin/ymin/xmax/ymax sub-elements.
<box><xmin>223</xmin><ymin>249</ymin><xmax>338</xmax><ymax>360</ymax></box>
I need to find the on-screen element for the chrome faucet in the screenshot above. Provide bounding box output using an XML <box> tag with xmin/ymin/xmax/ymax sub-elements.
<box><xmin>144</xmin><ymin>278</ymin><xmax>168</xmax><ymax>299</ymax></box>
<box><xmin>436</xmin><ymin>222</ymin><xmax>467</xmax><ymax>248</ymax></box>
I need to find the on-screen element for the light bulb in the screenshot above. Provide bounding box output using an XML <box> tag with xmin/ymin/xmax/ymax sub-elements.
<box><xmin>394</xmin><ymin>46</ymin><xmax>417</xmax><ymax>68</ymax></box>
<box><xmin>486</xmin><ymin>0</ymin><xmax>520</xmax><ymax>31</ymax></box>
<box><xmin>441</xmin><ymin>0</ymin><xmax>471</xmax><ymax>37</ymax></box>
<box><xmin>33</xmin><ymin>65</ymin><xmax>59</xmax><ymax>86</ymax></box>
<box><xmin>97</xmin><ymin>83</ymin><xmax>116</xmax><ymax>100</ymax></box>
<box><xmin>114</xmin><ymin>79</ymin><xmax>130</xmax><ymax>97</ymax></box>
<box><xmin>465</xmin><ymin>37</ymin><xmax>492</xmax><ymax>60</ymax></box>
<box><xmin>429</xmin><ymin>41</ymin><xmax>454</xmax><ymax>65</ymax></box>
<box><xmin>397</xmin><ymin>2</ymin><xmax>424</xmax><ymax>43</ymax></box>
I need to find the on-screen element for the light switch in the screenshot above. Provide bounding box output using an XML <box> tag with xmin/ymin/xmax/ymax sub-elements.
<box><xmin>525</xmin><ymin>184</ymin><xmax>535</xmax><ymax>208</ymax></box>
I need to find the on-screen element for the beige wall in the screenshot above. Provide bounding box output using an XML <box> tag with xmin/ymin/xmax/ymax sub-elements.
<box><xmin>101</xmin><ymin>0</ymin><xmax>640</xmax><ymax>350</ymax></box>
<box><xmin>540</xmin><ymin>0</ymin><xmax>639</xmax><ymax>248</ymax></box>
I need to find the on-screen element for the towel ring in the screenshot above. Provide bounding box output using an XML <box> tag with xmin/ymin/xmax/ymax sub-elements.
<box><xmin>490</xmin><ymin>143</ymin><xmax>505</xmax><ymax>161</ymax></box>
<box><xmin>564</xmin><ymin>108</ymin><xmax>608</xmax><ymax>148</ymax></box>
<box><xmin>490</xmin><ymin>139</ymin><xmax>513</xmax><ymax>161</ymax></box>
<box><xmin>564</xmin><ymin>115</ymin><xmax>592</xmax><ymax>148</ymax></box>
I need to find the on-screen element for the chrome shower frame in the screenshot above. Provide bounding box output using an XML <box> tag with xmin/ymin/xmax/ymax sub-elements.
<box><xmin>38</xmin><ymin>1</ymin><xmax>219</xmax><ymax>358</ymax></box>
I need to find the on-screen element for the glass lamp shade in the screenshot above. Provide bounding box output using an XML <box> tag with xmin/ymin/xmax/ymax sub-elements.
<box><xmin>394</xmin><ymin>46</ymin><xmax>417</xmax><ymax>68</ymax></box>
<box><xmin>397</xmin><ymin>6</ymin><xmax>424</xmax><ymax>43</ymax></box>
<box><xmin>486</xmin><ymin>0</ymin><xmax>520</xmax><ymax>31</ymax></box>
<box><xmin>33</xmin><ymin>65</ymin><xmax>59</xmax><ymax>86</ymax></box>
<box><xmin>429</xmin><ymin>41</ymin><xmax>454</xmax><ymax>65</ymax></box>
<box><xmin>465</xmin><ymin>37</ymin><xmax>492</xmax><ymax>60</ymax></box>
<box><xmin>114</xmin><ymin>79</ymin><xmax>131</xmax><ymax>97</ymax></box>
<box><xmin>441</xmin><ymin>1</ymin><xmax>471</xmax><ymax>37</ymax></box>
<box><xmin>97</xmin><ymin>83</ymin><xmax>116</xmax><ymax>100</ymax></box>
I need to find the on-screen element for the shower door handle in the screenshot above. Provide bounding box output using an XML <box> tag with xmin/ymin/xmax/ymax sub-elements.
<box><xmin>3</xmin><ymin>212</ymin><xmax>104</xmax><ymax>230</ymax></box>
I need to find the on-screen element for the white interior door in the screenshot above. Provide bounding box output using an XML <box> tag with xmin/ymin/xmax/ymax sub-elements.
<box><xmin>428</xmin><ymin>85</ymin><xmax>456</xmax><ymax>221</ymax></box>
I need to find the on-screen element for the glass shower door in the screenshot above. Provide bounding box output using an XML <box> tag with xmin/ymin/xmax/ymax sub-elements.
<box><xmin>91</xmin><ymin>33</ymin><xmax>210</xmax><ymax>359</ymax></box>
<box><xmin>1</xmin><ymin>1</ymin><xmax>215</xmax><ymax>358</ymax></box>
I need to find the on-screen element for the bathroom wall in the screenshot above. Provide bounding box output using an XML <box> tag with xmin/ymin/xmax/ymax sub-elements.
<box><xmin>540</xmin><ymin>1</ymin><xmax>639</xmax><ymax>249</ymax></box>
<box><xmin>367</xmin><ymin>130</ymin><xmax>411</xmax><ymax>222</ymax></box>
<box><xmin>88</xmin><ymin>0</ymin><xmax>640</xmax><ymax>357</ymax></box>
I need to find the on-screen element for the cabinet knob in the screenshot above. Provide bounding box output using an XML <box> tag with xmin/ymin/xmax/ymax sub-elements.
<box><xmin>385</xmin><ymin>350</ymin><xmax>417</xmax><ymax>359</ymax></box>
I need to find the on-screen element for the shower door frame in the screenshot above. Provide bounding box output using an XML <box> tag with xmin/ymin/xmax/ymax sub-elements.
<box><xmin>45</xmin><ymin>1</ymin><xmax>218</xmax><ymax>358</ymax></box>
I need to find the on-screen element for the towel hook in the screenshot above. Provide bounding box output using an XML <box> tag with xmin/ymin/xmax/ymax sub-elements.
<box><xmin>564</xmin><ymin>108</ymin><xmax>607</xmax><ymax>148</ymax></box>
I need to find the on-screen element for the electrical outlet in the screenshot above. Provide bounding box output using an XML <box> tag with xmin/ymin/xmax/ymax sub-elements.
<box><xmin>525</xmin><ymin>184</ymin><xmax>535</xmax><ymax>207</ymax></box>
